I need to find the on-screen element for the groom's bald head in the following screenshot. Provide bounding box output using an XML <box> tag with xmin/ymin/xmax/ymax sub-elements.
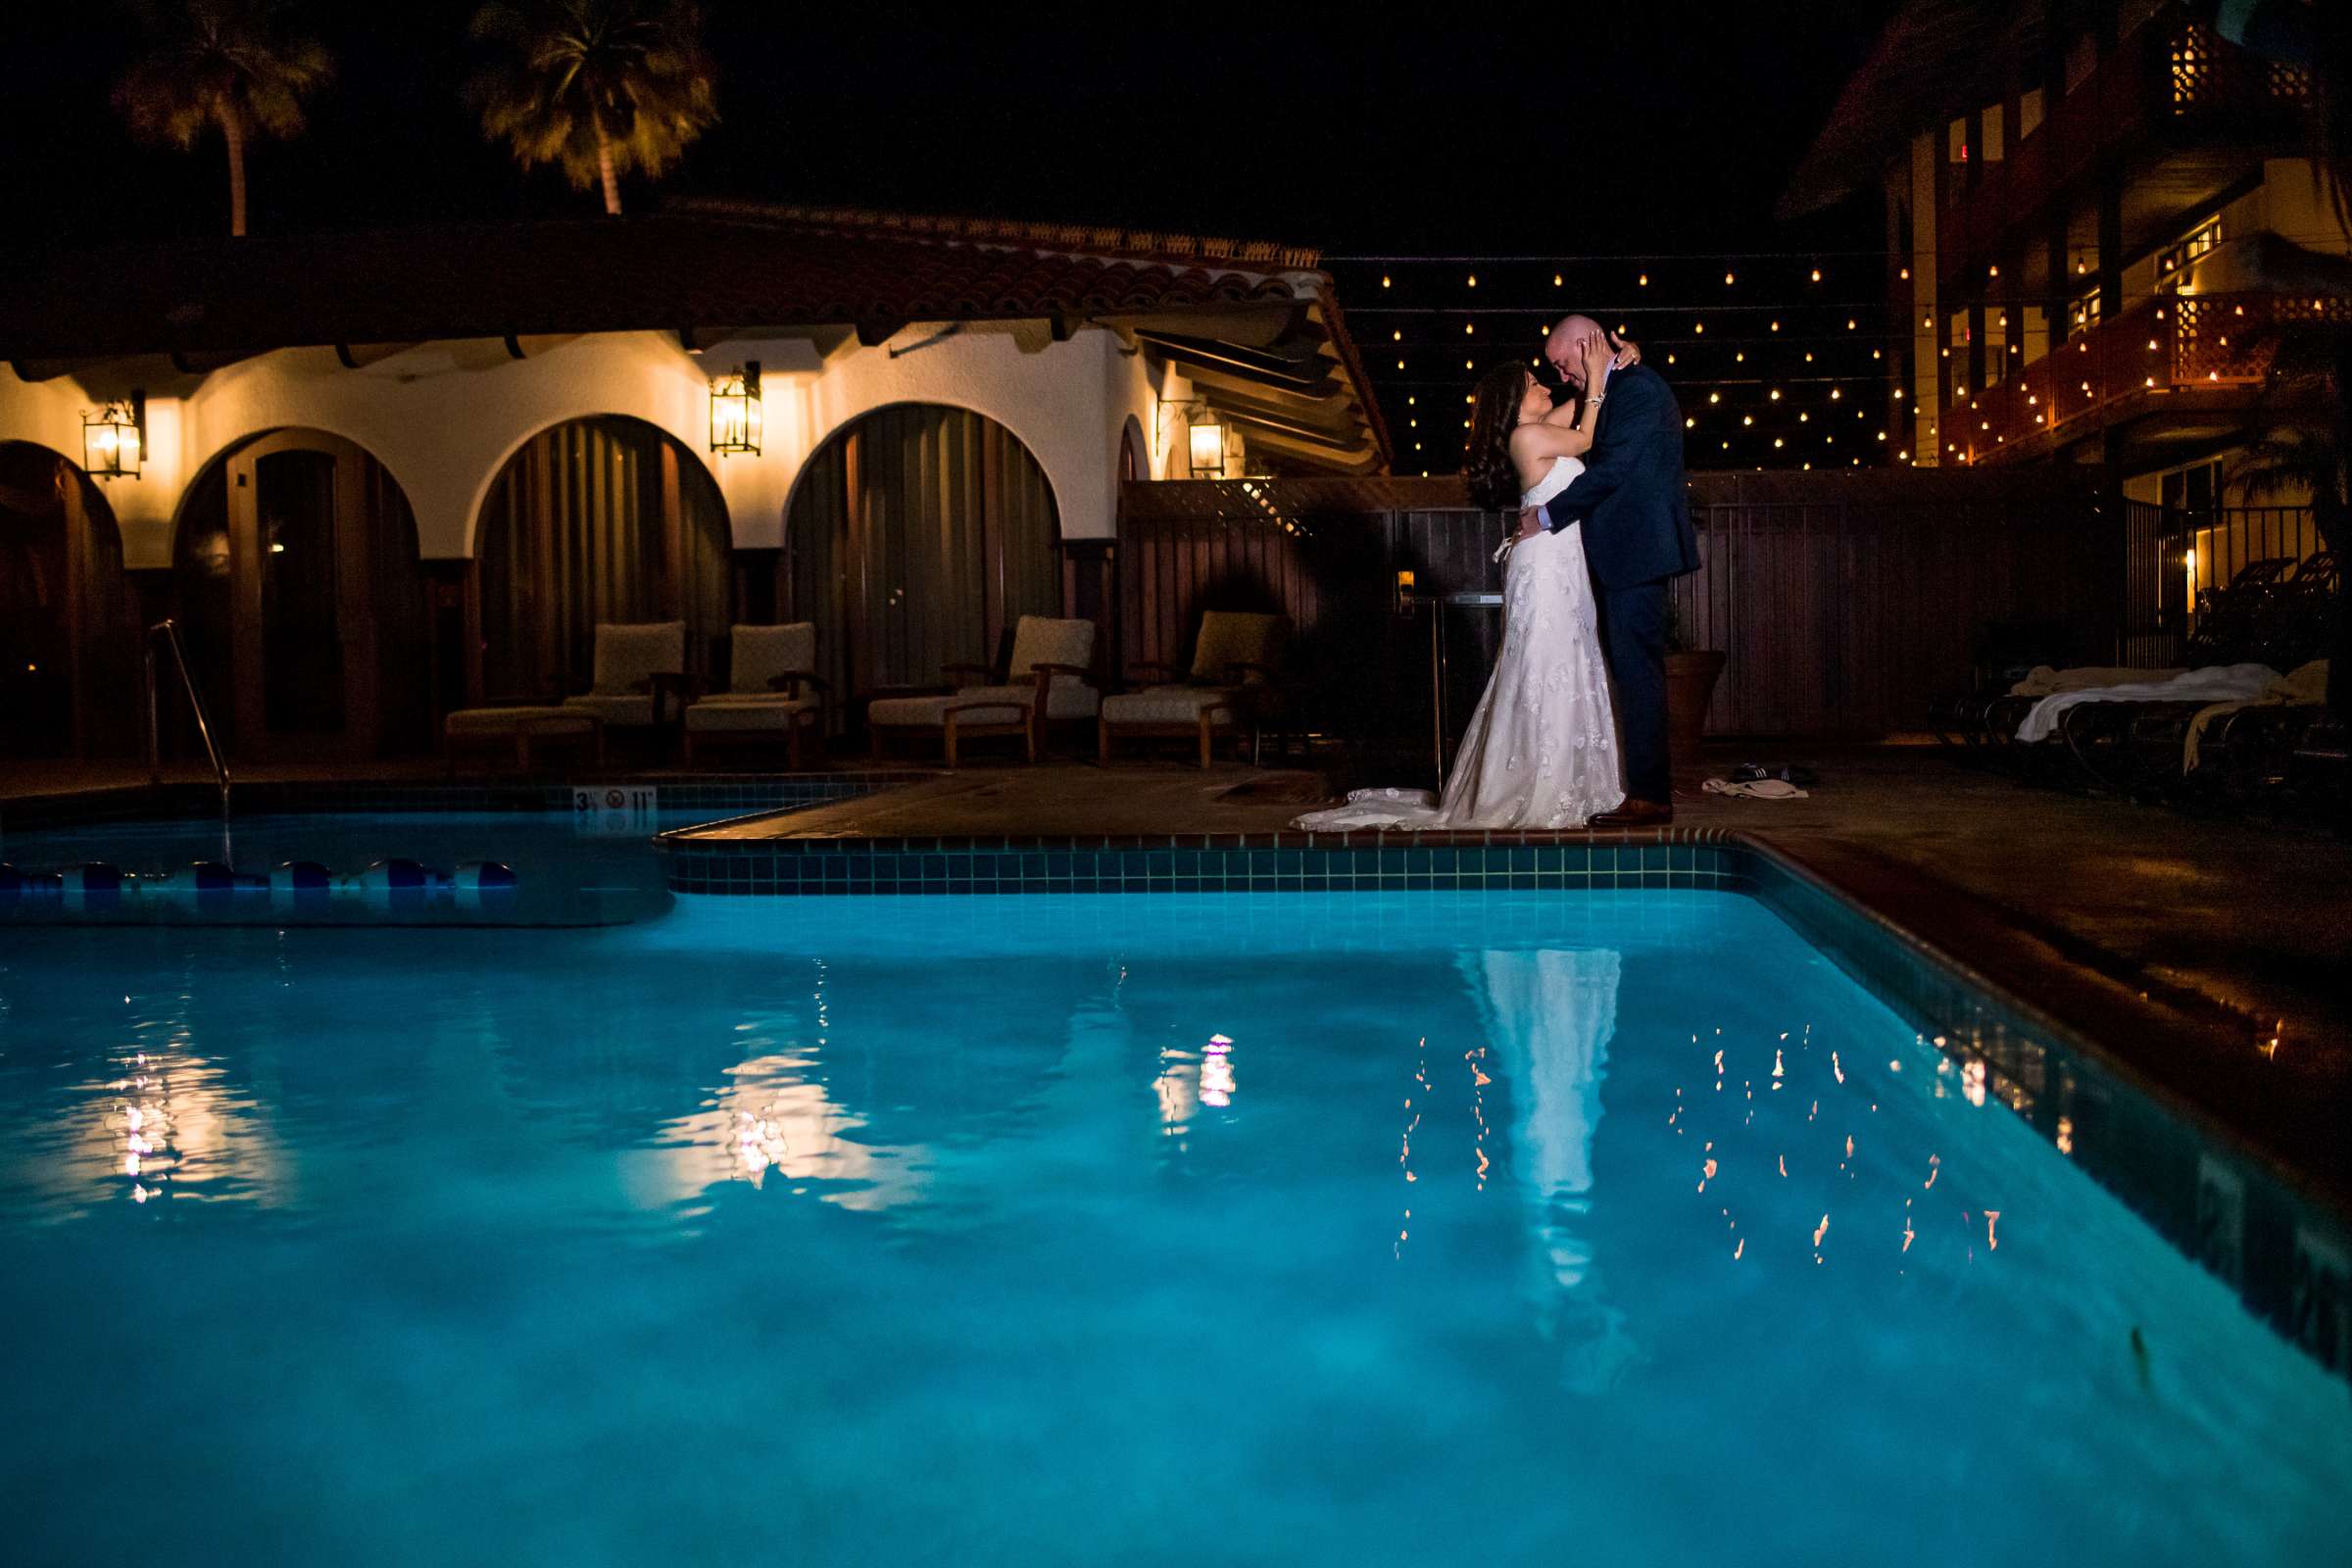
<box><xmin>1547</xmin><ymin>315</ymin><xmax>1604</xmax><ymax>387</ymax></box>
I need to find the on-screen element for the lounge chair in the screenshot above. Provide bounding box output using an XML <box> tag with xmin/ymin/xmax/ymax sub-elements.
<box><xmin>442</xmin><ymin>702</ymin><xmax>603</xmax><ymax>774</ymax></box>
<box><xmin>1099</xmin><ymin>611</ymin><xmax>1290</xmax><ymax>768</ymax></box>
<box><xmin>866</xmin><ymin>614</ymin><xmax>1100</xmax><ymax>766</ymax></box>
<box><xmin>682</xmin><ymin>623</ymin><xmax>829</xmax><ymax>768</ymax></box>
<box><xmin>562</xmin><ymin>620</ymin><xmax>692</xmax><ymax>742</ymax></box>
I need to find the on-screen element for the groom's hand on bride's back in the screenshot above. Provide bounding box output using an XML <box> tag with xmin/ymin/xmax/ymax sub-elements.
<box><xmin>1517</xmin><ymin>506</ymin><xmax>1544</xmax><ymax>540</ymax></box>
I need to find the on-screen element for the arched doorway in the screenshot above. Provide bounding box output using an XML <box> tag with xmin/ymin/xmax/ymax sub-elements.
<box><xmin>0</xmin><ymin>443</ymin><xmax>138</xmax><ymax>758</ymax></box>
<box><xmin>172</xmin><ymin>430</ymin><xmax>429</xmax><ymax>758</ymax></box>
<box><xmin>471</xmin><ymin>416</ymin><xmax>732</xmax><ymax>704</ymax></box>
<box><xmin>784</xmin><ymin>404</ymin><xmax>1062</xmax><ymax>703</ymax></box>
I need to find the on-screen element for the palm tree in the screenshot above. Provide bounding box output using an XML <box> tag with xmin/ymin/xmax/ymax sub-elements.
<box><xmin>112</xmin><ymin>1</ymin><xmax>332</xmax><ymax>238</ymax></box>
<box><xmin>467</xmin><ymin>1</ymin><xmax>717</xmax><ymax>217</ymax></box>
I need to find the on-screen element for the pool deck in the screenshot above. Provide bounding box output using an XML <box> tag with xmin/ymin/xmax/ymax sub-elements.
<box><xmin>7</xmin><ymin>745</ymin><xmax>2347</xmax><ymax>1206</ymax></box>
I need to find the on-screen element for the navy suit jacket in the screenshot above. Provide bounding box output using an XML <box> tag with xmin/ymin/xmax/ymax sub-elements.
<box><xmin>1541</xmin><ymin>363</ymin><xmax>1698</xmax><ymax>590</ymax></box>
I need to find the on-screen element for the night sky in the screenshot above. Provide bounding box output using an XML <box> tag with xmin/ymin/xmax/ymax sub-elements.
<box><xmin>0</xmin><ymin>2</ymin><xmax>1906</xmax><ymax>472</ymax></box>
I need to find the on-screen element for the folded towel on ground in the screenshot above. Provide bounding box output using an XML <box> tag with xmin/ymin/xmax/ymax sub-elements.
<box><xmin>2181</xmin><ymin>660</ymin><xmax>2330</xmax><ymax>773</ymax></box>
<box><xmin>1702</xmin><ymin>777</ymin><xmax>1810</xmax><ymax>800</ymax></box>
<box><xmin>2016</xmin><ymin>663</ymin><xmax>2280</xmax><ymax>745</ymax></box>
<box><xmin>2009</xmin><ymin>664</ymin><xmax>2188</xmax><ymax>697</ymax></box>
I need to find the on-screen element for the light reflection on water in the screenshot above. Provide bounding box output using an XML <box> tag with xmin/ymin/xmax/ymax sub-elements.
<box><xmin>0</xmin><ymin>890</ymin><xmax>2344</xmax><ymax>1566</ymax></box>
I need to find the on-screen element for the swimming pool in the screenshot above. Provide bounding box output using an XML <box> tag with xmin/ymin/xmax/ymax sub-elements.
<box><xmin>1</xmin><ymin>885</ymin><xmax>2345</xmax><ymax>1565</ymax></box>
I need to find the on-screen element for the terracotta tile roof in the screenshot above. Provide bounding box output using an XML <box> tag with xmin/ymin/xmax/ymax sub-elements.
<box><xmin>0</xmin><ymin>208</ymin><xmax>1321</xmax><ymax>362</ymax></box>
<box><xmin>0</xmin><ymin>203</ymin><xmax>1389</xmax><ymax>474</ymax></box>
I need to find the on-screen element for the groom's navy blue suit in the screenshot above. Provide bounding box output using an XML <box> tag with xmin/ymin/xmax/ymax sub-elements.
<box><xmin>1539</xmin><ymin>362</ymin><xmax>1698</xmax><ymax>804</ymax></box>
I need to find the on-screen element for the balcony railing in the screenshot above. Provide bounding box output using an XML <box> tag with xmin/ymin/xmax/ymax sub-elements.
<box><xmin>1939</xmin><ymin>17</ymin><xmax>2314</xmax><ymax>278</ymax></box>
<box><xmin>1951</xmin><ymin>291</ymin><xmax>2348</xmax><ymax>463</ymax></box>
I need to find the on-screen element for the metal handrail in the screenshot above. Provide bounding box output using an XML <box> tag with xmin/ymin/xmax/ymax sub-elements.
<box><xmin>145</xmin><ymin>618</ymin><xmax>230</xmax><ymax>828</ymax></box>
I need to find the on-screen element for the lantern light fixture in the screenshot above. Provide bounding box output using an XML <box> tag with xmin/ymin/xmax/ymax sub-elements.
<box><xmin>1188</xmin><ymin>418</ymin><xmax>1227</xmax><ymax>478</ymax></box>
<box><xmin>709</xmin><ymin>363</ymin><xmax>762</xmax><ymax>456</ymax></box>
<box><xmin>82</xmin><ymin>394</ymin><xmax>145</xmax><ymax>479</ymax></box>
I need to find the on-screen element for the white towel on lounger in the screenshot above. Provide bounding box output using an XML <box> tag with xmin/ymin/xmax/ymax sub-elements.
<box><xmin>2015</xmin><ymin>663</ymin><xmax>2279</xmax><ymax>745</ymax></box>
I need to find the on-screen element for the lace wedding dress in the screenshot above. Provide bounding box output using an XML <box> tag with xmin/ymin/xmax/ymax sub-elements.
<box><xmin>1294</xmin><ymin>456</ymin><xmax>1626</xmax><ymax>831</ymax></box>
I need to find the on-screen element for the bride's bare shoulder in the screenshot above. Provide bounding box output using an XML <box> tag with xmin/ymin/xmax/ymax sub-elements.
<box><xmin>1508</xmin><ymin>423</ymin><xmax>1567</xmax><ymax>483</ymax></box>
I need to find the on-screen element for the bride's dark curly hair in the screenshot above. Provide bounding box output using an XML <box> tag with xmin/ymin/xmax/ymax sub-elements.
<box><xmin>1462</xmin><ymin>364</ymin><xmax>1536</xmax><ymax>512</ymax></box>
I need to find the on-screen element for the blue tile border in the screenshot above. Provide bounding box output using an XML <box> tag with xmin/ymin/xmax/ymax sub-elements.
<box><xmin>655</xmin><ymin>822</ymin><xmax>2352</xmax><ymax>1389</ymax></box>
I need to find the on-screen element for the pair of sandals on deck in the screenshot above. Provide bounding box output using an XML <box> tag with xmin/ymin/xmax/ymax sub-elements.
<box><xmin>1702</xmin><ymin>762</ymin><xmax>1819</xmax><ymax>802</ymax></box>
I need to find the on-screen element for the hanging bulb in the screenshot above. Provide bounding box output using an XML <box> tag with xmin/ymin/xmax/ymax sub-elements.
<box><xmin>1724</xmin><ymin>270</ymin><xmax>1736</xmax><ymax>285</ymax></box>
<box><xmin>1553</xmin><ymin>273</ymin><xmax>1563</xmax><ymax>287</ymax></box>
<box><xmin>1811</xmin><ymin>268</ymin><xmax>1823</xmax><ymax>282</ymax></box>
<box><xmin>1382</xmin><ymin>274</ymin><xmax>1392</xmax><ymax>288</ymax></box>
<box><xmin>1639</xmin><ymin>272</ymin><xmax>1649</xmax><ymax>286</ymax></box>
<box><xmin>1466</xmin><ymin>273</ymin><xmax>1478</xmax><ymax>287</ymax></box>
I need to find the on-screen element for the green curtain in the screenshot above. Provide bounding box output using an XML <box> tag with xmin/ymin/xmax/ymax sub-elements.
<box><xmin>786</xmin><ymin>405</ymin><xmax>1061</xmax><ymax>700</ymax></box>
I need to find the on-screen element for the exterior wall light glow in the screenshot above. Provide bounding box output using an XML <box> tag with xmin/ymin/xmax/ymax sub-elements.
<box><xmin>1188</xmin><ymin>419</ymin><xmax>1227</xmax><ymax>478</ymax></box>
<box><xmin>709</xmin><ymin>363</ymin><xmax>762</xmax><ymax>456</ymax></box>
<box><xmin>82</xmin><ymin>395</ymin><xmax>145</xmax><ymax>479</ymax></box>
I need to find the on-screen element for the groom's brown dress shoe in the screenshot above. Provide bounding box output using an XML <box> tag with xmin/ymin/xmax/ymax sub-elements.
<box><xmin>1591</xmin><ymin>799</ymin><xmax>1674</xmax><ymax>828</ymax></box>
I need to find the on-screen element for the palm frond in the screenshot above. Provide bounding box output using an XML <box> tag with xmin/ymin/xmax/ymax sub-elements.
<box><xmin>466</xmin><ymin>0</ymin><xmax>715</xmax><ymax>197</ymax></box>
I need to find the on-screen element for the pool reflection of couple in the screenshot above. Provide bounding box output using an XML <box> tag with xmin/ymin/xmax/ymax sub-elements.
<box><xmin>1468</xmin><ymin>944</ymin><xmax>1643</xmax><ymax>1394</ymax></box>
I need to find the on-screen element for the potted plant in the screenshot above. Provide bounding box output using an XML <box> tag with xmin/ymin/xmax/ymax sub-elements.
<box><xmin>1663</xmin><ymin>597</ymin><xmax>1727</xmax><ymax>764</ymax></box>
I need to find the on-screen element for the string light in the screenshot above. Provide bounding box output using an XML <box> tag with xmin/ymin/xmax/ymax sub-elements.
<box><xmin>1466</xmin><ymin>273</ymin><xmax>1477</xmax><ymax>287</ymax></box>
<box><xmin>1639</xmin><ymin>272</ymin><xmax>1649</xmax><ymax>286</ymax></box>
<box><xmin>1724</xmin><ymin>271</ymin><xmax>1736</xmax><ymax>285</ymax></box>
<box><xmin>1553</xmin><ymin>273</ymin><xmax>1563</xmax><ymax>286</ymax></box>
<box><xmin>1811</xmin><ymin>268</ymin><xmax>1822</xmax><ymax>282</ymax></box>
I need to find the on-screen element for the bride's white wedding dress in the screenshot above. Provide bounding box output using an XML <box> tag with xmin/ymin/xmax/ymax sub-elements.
<box><xmin>1295</xmin><ymin>456</ymin><xmax>1625</xmax><ymax>831</ymax></box>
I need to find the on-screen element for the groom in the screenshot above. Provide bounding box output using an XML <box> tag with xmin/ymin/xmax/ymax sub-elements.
<box><xmin>1518</xmin><ymin>315</ymin><xmax>1699</xmax><ymax>826</ymax></box>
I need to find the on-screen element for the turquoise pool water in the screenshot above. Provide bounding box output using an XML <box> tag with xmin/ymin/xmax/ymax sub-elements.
<box><xmin>1</xmin><ymin>889</ymin><xmax>2344</xmax><ymax>1565</ymax></box>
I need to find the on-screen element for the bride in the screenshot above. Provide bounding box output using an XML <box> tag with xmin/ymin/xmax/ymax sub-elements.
<box><xmin>1295</xmin><ymin>333</ymin><xmax>1628</xmax><ymax>831</ymax></box>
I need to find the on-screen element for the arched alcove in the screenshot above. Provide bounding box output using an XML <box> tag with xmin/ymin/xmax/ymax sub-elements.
<box><xmin>782</xmin><ymin>403</ymin><xmax>1062</xmax><ymax>703</ymax></box>
<box><xmin>0</xmin><ymin>442</ymin><xmax>139</xmax><ymax>758</ymax></box>
<box><xmin>172</xmin><ymin>430</ymin><xmax>429</xmax><ymax>758</ymax></box>
<box><xmin>470</xmin><ymin>416</ymin><xmax>732</xmax><ymax>704</ymax></box>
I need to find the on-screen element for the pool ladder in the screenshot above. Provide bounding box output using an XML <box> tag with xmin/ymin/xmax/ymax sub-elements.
<box><xmin>145</xmin><ymin>618</ymin><xmax>231</xmax><ymax>839</ymax></box>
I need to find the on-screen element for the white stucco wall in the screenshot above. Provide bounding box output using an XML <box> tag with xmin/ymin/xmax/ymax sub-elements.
<box><xmin>2</xmin><ymin>318</ymin><xmax>1194</xmax><ymax>568</ymax></box>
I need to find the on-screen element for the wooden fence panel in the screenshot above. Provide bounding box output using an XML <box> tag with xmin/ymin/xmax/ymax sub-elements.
<box><xmin>1119</xmin><ymin>470</ymin><xmax>2140</xmax><ymax>744</ymax></box>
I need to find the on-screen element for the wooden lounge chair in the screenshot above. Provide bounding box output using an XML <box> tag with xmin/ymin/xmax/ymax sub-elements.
<box><xmin>682</xmin><ymin>623</ymin><xmax>828</xmax><ymax>768</ymax></box>
<box><xmin>1099</xmin><ymin>611</ymin><xmax>1290</xmax><ymax>768</ymax></box>
<box><xmin>442</xmin><ymin>701</ymin><xmax>603</xmax><ymax>774</ymax></box>
<box><xmin>866</xmin><ymin>615</ymin><xmax>1100</xmax><ymax>766</ymax></box>
<box><xmin>561</xmin><ymin>620</ymin><xmax>692</xmax><ymax>752</ymax></box>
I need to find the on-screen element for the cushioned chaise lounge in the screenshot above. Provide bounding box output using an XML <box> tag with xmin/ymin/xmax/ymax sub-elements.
<box><xmin>1100</xmin><ymin>611</ymin><xmax>1288</xmax><ymax>768</ymax></box>
<box><xmin>563</xmin><ymin>620</ymin><xmax>690</xmax><ymax>738</ymax></box>
<box><xmin>683</xmin><ymin>623</ymin><xmax>828</xmax><ymax>767</ymax></box>
<box><xmin>442</xmin><ymin>704</ymin><xmax>603</xmax><ymax>773</ymax></box>
<box><xmin>867</xmin><ymin>615</ymin><xmax>1099</xmax><ymax>766</ymax></box>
